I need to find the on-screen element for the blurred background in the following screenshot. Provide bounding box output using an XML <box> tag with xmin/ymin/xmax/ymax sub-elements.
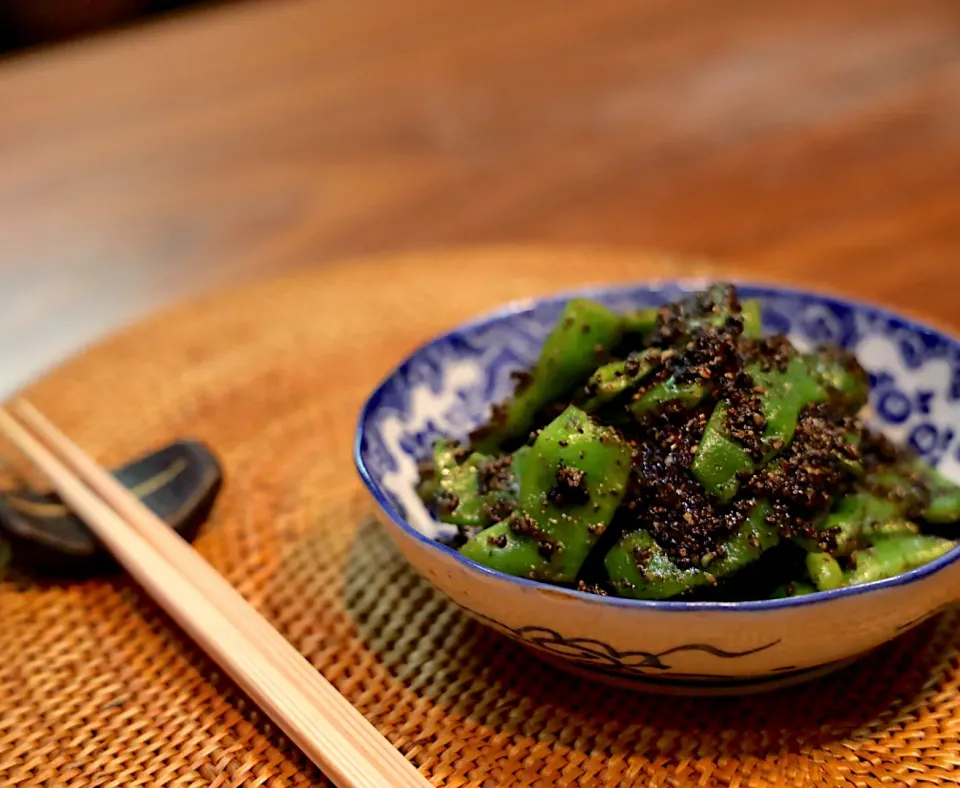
<box><xmin>1</xmin><ymin>0</ymin><xmax>958</xmax><ymax>399</ymax></box>
<box><xmin>0</xmin><ymin>0</ymin><xmax>211</xmax><ymax>52</ymax></box>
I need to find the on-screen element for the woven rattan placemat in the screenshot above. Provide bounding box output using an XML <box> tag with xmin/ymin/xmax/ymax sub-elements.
<box><xmin>3</xmin><ymin>247</ymin><xmax>960</xmax><ymax>787</ymax></box>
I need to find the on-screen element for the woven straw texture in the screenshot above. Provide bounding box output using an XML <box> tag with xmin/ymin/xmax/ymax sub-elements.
<box><xmin>3</xmin><ymin>247</ymin><xmax>960</xmax><ymax>787</ymax></box>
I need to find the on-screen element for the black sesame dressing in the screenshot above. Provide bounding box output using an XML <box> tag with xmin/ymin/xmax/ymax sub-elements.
<box><xmin>459</xmin><ymin>285</ymin><xmax>898</xmax><ymax>578</ymax></box>
<box><xmin>435</xmin><ymin>490</ymin><xmax>460</xmax><ymax>517</ymax></box>
<box><xmin>667</xmin><ymin>322</ymin><xmax>742</xmax><ymax>386</ymax></box>
<box><xmin>608</xmin><ymin>296</ymin><xmax>748</xmax><ymax>566</ymax></box>
<box><xmin>508</xmin><ymin>511</ymin><xmax>561</xmax><ymax>558</ymax></box>
<box><xmin>548</xmin><ymin>463</ymin><xmax>589</xmax><ymax>507</ymax></box>
<box><xmin>576</xmin><ymin>580</ymin><xmax>608</xmax><ymax>595</ymax></box>
<box><xmin>478</xmin><ymin>454</ymin><xmax>519</xmax><ymax>522</ymax></box>
<box><xmin>612</xmin><ymin>291</ymin><xmax>869</xmax><ymax>568</ymax></box>
<box><xmin>510</xmin><ymin>369</ymin><xmax>534</xmax><ymax>395</ymax></box>
<box><xmin>648</xmin><ymin>284</ymin><xmax>739</xmax><ymax>348</ymax></box>
<box><xmin>747</xmin><ymin>403</ymin><xmax>863</xmax><ymax>548</ymax></box>
<box><xmin>487</xmin><ymin>532</ymin><xmax>508</xmax><ymax>548</ymax></box>
<box><xmin>483</xmin><ymin>497</ymin><xmax>518</xmax><ymax>524</ymax></box>
<box><xmin>753</xmin><ymin>334</ymin><xmax>795</xmax><ymax>372</ymax></box>
<box><xmin>623</xmin><ymin>351</ymin><xmax>648</xmax><ymax>378</ymax></box>
<box><xmin>616</xmin><ymin>403</ymin><xmax>744</xmax><ymax>570</ymax></box>
<box><xmin>478</xmin><ymin>455</ymin><xmax>515</xmax><ymax>495</ymax></box>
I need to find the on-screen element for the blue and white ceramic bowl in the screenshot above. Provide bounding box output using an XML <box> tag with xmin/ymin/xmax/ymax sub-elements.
<box><xmin>354</xmin><ymin>281</ymin><xmax>960</xmax><ymax>694</ymax></box>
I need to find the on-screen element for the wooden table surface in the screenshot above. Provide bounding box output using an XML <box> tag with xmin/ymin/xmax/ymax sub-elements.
<box><xmin>1</xmin><ymin>0</ymin><xmax>959</xmax><ymax>396</ymax></box>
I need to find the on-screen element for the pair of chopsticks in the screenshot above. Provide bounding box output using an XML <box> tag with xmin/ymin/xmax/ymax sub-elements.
<box><xmin>0</xmin><ymin>402</ymin><xmax>432</xmax><ymax>788</ymax></box>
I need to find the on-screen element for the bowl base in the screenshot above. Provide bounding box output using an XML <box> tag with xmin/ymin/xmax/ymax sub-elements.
<box><xmin>530</xmin><ymin>650</ymin><xmax>860</xmax><ymax>696</ymax></box>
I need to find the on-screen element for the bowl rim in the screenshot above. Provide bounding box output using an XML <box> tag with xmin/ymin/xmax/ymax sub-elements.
<box><xmin>354</xmin><ymin>277</ymin><xmax>960</xmax><ymax>612</ymax></box>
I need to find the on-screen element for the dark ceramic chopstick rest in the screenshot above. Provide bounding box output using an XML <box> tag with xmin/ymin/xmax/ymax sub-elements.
<box><xmin>0</xmin><ymin>439</ymin><xmax>222</xmax><ymax>575</ymax></box>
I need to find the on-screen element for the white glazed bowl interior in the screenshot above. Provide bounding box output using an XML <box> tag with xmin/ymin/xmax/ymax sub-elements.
<box><xmin>355</xmin><ymin>281</ymin><xmax>960</xmax><ymax>693</ymax></box>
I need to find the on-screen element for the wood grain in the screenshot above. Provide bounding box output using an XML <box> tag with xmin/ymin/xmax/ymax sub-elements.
<box><xmin>1</xmin><ymin>0</ymin><xmax>959</xmax><ymax>393</ymax></box>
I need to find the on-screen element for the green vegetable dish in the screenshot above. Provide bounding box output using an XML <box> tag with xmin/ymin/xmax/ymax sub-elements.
<box><xmin>416</xmin><ymin>284</ymin><xmax>960</xmax><ymax>601</ymax></box>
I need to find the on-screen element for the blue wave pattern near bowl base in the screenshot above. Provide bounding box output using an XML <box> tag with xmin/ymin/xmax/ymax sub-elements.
<box><xmin>461</xmin><ymin>604</ymin><xmax>792</xmax><ymax>687</ymax></box>
<box><xmin>356</xmin><ymin>282</ymin><xmax>960</xmax><ymax>690</ymax></box>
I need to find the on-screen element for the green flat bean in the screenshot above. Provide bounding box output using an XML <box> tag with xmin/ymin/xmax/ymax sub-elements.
<box><xmin>605</xmin><ymin>502</ymin><xmax>778</xmax><ymax>599</ymax></box>
<box><xmin>844</xmin><ymin>534</ymin><xmax>954</xmax><ymax>586</ymax></box>
<box><xmin>431</xmin><ymin>441</ymin><xmax>488</xmax><ymax>527</ymax></box>
<box><xmin>461</xmin><ymin>406</ymin><xmax>631</xmax><ymax>582</ymax></box>
<box><xmin>621</xmin><ymin>307</ymin><xmax>659</xmax><ymax>339</ymax></box>
<box><xmin>630</xmin><ymin>376</ymin><xmax>712</xmax><ymax>418</ymax></box>
<box><xmin>473</xmin><ymin>299</ymin><xmax>623</xmax><ymax>452</ymax></box>
<box><xmin>692</xmin><ymin>358</ymin><xmax>826</xmax><ymax>501</ymax></box>
<box><xmin>806</xmin><ymin>551</ymin><xmax>844</xmax><ymax>591</ymax></box>
<box><xmin>802</xmin><ymin>492</ymin><xmax>906</xmax><ymax>556</ymax></box>
<box><xmin>583</xmin><ymin>349</ymin><xmax>661</xmax><ymax>412</ymax></box>
<box><xmin>918</xmin><ymin>464</ymin><xmax>960</xmax><ymax>524</ymax></box>
<box><xmin>803</xmin><ymin>350</ymin><xmax>869</xmax><ymax>412</ymax></box>
<box><xmin>741</xmin><ymin>300</ymin><xmax>763</xmax><ymax>339</ymax></box>
<box><xmin>427</xmin><ymin>442</ymin><xmax>527</xmax><ymax>529</ymax></box>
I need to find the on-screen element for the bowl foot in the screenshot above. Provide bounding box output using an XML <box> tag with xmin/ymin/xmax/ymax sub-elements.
<box><xmin>530</xmin><ymin>650</ymin><xmax>859</xmax><ymax>696</ymax></box>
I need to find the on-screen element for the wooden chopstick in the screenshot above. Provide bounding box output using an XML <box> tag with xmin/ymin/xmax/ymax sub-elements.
<box><xmin>10</xmin><ymin>400</ymin><xmax>428</xmax><ymax>787</ymax></box>
<box><xmin>0</xmin><ymin>404</ymin><xmax>432</xmax><ymax>788</ymax></box>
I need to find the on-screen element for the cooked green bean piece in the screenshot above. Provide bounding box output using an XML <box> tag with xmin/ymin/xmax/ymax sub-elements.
<box><xmin>917</xmin><ymin>464</ymin><xmax>960</xmax><ymax>524</ymax></box>
<box><xmin>690</xmin><ymin>405</ymin><xmax>753</xmax><ymax>503</ymax></box>
<box><xmin>583</xmin><ymin>349</ymin><xmax>661</xmax><ymax>412</ymax></box>
<box><xmin>741</xmin><ymin>300</ymin><xmax>763</xmax><ymax>339</ymax></box>
<box><xmin>430</xmin><ymin>441</ymin><xmax>487</xmax><ymax>527</ymax></box>
<box><xmin>605</xmin><ymin>502</ymin><xmax>778</xmax><ymax>599</ymax></box>
<box><xmin>472</xmin><ymin>299</ymin><xmax>623</xmax><ymax>453</ymax></box>
<box><xmin>803</xmin><ymin>349</ymin><xmax>869</xmax><ymax>412</ymax></box>
<box><xmin>864</xmin><ymin>519</ymin><xmax>921</xmax><ymax>541</ymax></box>
<box><xmin>692</xmin><ymin>358</ymin><xmax>826</xmax><ymax>502</ymax></box>
<box><xmin>806</xmin><ymin>552</ymin><xmax>844</xmax><ymax>591</ymax></box>
<box><xmin>656</xmin><ymin>283</ymin><xmax>741</xmax><ymax>346</ymax></box>
<box><xmin>752</xmin><ymin>358</ymin><xmax>828</xmax><ymax>451</ymax></box>
<box><xmin>461</xmin><ymin>406</ymin><xmax>631</xmax><ymax>582</ymax></box>
<box><xmin>621</xmin><ymin>307</ymin><xmax>659</xmax><ymax>339</ymax></box>
<box><xmin>802</xmin><ymin>492</ymin><xmax>906</xmax><ymax>556</ymax></box>
<box><xmin>426</xmin><ymin>442</ymin><xmax>527</xmax><ymax>529</ymax></box>
<box><xmin>844</xmin><ymin>535</ymin><xmax>954</xmax><ymax>586</ymax></box>
<box><xmin>630</xmin><ymin>377</ymin><xmax>712</xmax><ymax>418</ymax></box>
